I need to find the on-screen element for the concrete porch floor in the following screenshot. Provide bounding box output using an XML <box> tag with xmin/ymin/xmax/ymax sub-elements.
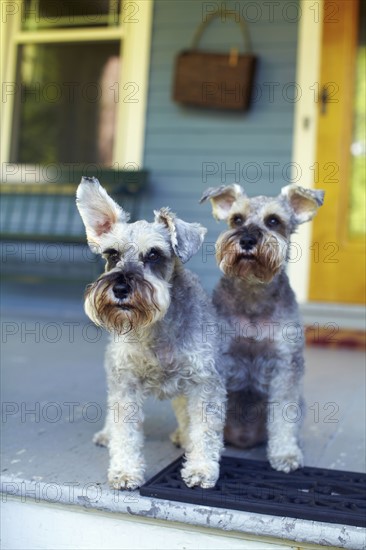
<box><xmin>1</xmin><ymin>281</ymin><xmax>365</xmax><ymax>549</ymax></box>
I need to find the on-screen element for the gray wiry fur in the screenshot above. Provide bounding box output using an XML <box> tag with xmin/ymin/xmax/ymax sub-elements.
<box><xmin>201</xmin><ymin>183</ymin><xmax>324</xmax><ymax>473</ymax></box>
<box><xmin>76</xmin><ymin>177</ymin><xmax>226</xmax><ymax>490</ymax></box>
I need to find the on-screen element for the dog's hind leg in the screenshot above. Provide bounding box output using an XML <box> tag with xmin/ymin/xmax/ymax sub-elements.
<box><xmin>170</xmin><ymin>395</ymin><xmax>190</xmax><ymax>449</ymax></box>
<box><xmin>93</xmin><ymin>353</ymin><xmax>114</xmax><ymax>448</ymax></box>
<box><xmin>224</xmin><ymin>390</ymin><xmax>267</xmax><ymax>449</ymax></box>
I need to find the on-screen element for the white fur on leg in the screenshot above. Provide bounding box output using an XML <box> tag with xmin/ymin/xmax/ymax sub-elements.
<box><xmin>181</xmin><ymin>377</ymin><xmax>226</xmax><ymax>488</ymax></box>
<box><xmin>107</xmin><ymin>384</ymin><xmax>146</xmax><ymax>490</ymax></box>
<box><xmin>267</xmin><ymin>379</ymin><xmax>304</xmax><ymax>473</ymax></box>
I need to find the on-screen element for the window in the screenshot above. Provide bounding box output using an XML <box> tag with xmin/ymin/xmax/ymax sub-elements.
<box><xmin>1</xmin><ymin>0</ymin><xmax>153</xmax><ymax>173</ymax></box>
<box><xmin>22</xmin><ymin>0</ymin><xmax>121</xmax><ymax>30</ymax></box>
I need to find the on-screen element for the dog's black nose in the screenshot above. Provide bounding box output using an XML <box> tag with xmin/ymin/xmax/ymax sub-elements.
<box><xmin>239</xmin><ymin>226</ymin><xmax>262</xmax><ymax>251</ymax></box>
<box><xmin>113</xmin><ymin>282</ymin><xmax>131</xmax><ymax>300</ymax></box>
<box><xmin>240</xmin><ymin>235</ymin><xmax>258</xmax><ymax>251</ymax></box>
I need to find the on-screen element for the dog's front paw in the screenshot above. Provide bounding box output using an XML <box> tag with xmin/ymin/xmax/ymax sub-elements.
<box><xmin>108</xmin><ymin>468</ymin><xmax>145</xmax><ymax>490</ymax></box>
<box><xmin>268</xmin><ymin>447</ymin><xmax>304</xmax><ymax>473</ymax></box>
<box><xmin>93</xmin><ymin>430</ymin><xmax>109</xmax><ymax>447</ymax></box>
<box><xmin>181</xmin><ymin>460</ymin><xmax>219</xmax><ymax>489</ymax></box>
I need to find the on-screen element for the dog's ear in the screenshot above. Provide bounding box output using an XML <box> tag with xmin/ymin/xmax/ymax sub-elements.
<box><xmin>76</xmin><ymin>177</ymin><xmax>129</xmax><ymax>248</ymax></box>
<box><xmin>199</xmin><ymin>184</ymin><xmax>245</xmax><ymax>221</ymax></box>
<box><xmin>281</xmin><ymin>184</ymin><xmax>325</xmax><ymax>224</ymax></box>
<box><xmin>154</xmin><ymin>208</ymin><xmax>206</xmax><ymax>263</ymax></box>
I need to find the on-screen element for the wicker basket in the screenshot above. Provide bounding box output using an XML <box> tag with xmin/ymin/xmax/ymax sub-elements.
<box><xmin>173</xmin><ymin>11</ymin><xmax>257</xmax><ymax>111</ymax></box>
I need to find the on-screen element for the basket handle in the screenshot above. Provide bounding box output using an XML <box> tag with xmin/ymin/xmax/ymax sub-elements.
<box><xmin>191</xmin><ymin>10</ymin><xmax>253</xmax><ymax>53</ymax></box>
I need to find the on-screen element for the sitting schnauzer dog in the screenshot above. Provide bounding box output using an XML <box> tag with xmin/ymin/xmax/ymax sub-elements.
<box><xmin>76</xmin><ymin>177</ymin><xmax>226</xmax><ymax>490</ymax></box>
<box><xmin>200</xmin><ymin>184</ymin><xmax>324</xmax><ymax>473</ymax></box>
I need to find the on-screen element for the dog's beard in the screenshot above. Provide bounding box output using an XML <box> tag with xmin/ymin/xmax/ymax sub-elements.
<box><xmin>84</xmin><ymin>272</ymin><xmax>171</xmax><ymax>334</ymax></box>
<box><xmin>216</xmin><ymin>231</ymin><xmax>288</xmax><ymax>283</ymax></box>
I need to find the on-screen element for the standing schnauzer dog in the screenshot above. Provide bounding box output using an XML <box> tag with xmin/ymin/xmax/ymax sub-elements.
<box><xmin>200</xmin><ymin>184</ymin><xmax>324</xmax><ymax>473</ymax></box>
<box><xmin>76</xmin><ymin>177</ymin><xmax>225</xmax><ymax>490</ymax></box>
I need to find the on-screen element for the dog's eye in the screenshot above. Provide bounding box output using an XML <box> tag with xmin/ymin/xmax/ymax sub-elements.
<box><xmin>232</xmin><ymin>215</ymin><xmax>244</xmax><ymax>227</ymax></box>
<box><xmin>146</xmin><ymin>248</ymin><xmax>160</xmax><ymax>263</ymax></box>
<box><xmin>265</xmin><ymin>215</ymin><xmax>282</xmax><ymax>229</ymax></box>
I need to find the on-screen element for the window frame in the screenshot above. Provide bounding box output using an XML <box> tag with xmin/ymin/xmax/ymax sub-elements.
<box><xmin>0</xmin><ymin>0</ymin><xmax>154</xmax><ymax>172</ymax></box>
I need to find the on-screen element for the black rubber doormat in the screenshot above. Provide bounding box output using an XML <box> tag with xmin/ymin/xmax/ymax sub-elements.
<box><xmin>140</xmin><ymin>456</ymin><xmax>366</xmax><ymax>527</ymax></box>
